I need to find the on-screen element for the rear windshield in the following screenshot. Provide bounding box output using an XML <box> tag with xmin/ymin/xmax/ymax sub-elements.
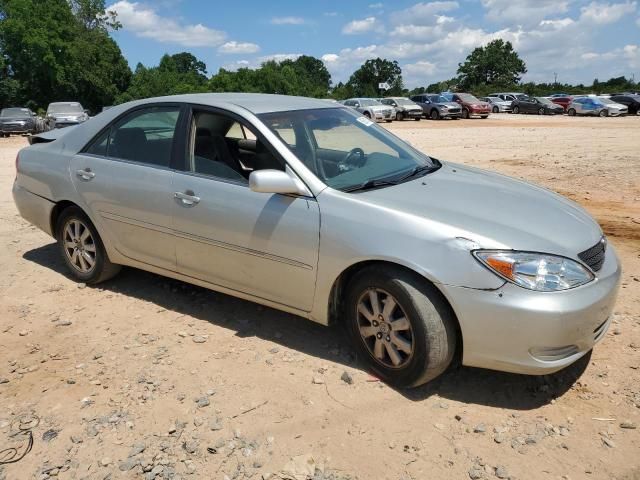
<box><xmin>1</xmin><ymin>108</ymin><xmax>30</xmax><ymax>117</ymax></box>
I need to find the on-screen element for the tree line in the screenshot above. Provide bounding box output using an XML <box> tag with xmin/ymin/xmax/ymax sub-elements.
<box><xmin>1</xmin><ymin>1</ymin><xmax>637</xmax><ymax>114</ymax></box>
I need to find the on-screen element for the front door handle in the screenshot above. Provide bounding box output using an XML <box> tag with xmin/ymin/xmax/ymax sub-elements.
<box><xmin>174</xmin><ymin>191</ymin><xmax>200</xmax><ymax>206</ymax></box>
<box><xmin>76</xmin><ymin>168</ymin><xmax>95</xmax><ymax>180</ymax></box>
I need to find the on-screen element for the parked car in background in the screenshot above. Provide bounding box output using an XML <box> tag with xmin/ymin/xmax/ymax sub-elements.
<box><xmin>596</xmin><ymin>97</ymin><xmax>629</xmax><ymax>116</ymax></box>
<box><xmin>550</xmin><ymin>93</ymin><xmax>571</xmax><ymax>98</ymax></box>
<box><xmin>381</xmin><ymin>97</ymin><xmax>423</xmax><ymax>121</ymax></box>
<box><xmin>550</xmin><ymin>96</ymin><xmax>573</xmax><ymax>112</ymax></box>
<box><xmin>488</xmin><ymin>92</ymin><xmax>528</xmax><ymax>102</ymax></box>
<box><xmin>46</xmin><ymin>102</ymin><xmax>89</xmax><ymax>129</ymax></box>
<box><xmin>0</xmin><ymin>107</ymin><xmax>40</xmax><ymax>136</ymax></box>
<box><xmin>13</xmin><ymin>93</ymin><xmax>621</xmax><ymax>388</ymax></box>
<box><xmin>409</xmin><ymin>93</ymin><xmax>462</xmax><ymax>119</ymax></box>
<box><xmin>609</xmin><ymin>94</ymin><xmax>640</xmax><ymax>115</ymax></box>
<box><xmin>512</xmin><ymin>97</ymin><xmax>564</xmax><ymax>115</ymax></box>
<box><xmin>480</xmin><ymin>96</ymin><xmax>512</xmax><ymax>113</ymax></box>
<box><xmin>442</xmin><ymin>92</ymin><xmax>490</xmax><ymax>119</ymax></box>
<box><xmin>567</xmin><ymin>97</ymin><xmax>622</xmax><ymax>117</ymax></box>
<box><xmin>342</xmin><ymin>98</ymin><xmax>394</xmax><ymax>122</ymax></box>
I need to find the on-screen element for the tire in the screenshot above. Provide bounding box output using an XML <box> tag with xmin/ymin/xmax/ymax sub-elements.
<box><xmin>567</xmin><ymin>108</ymin><xmax>576</xmax><ymax>116</ymax></box>
<box><xmin>538</xmin><ymin>107</ymin><xmax>545</xmax><ymax>115</ymax></box>
<box><xmin>599</xmin><ymin>109</ymin><xmax>608</xmax><ymax>117</ymax></box>
<box><xmin>344</xmin><ymin>266</ymin><xmax>457</xmax><ymax>388</ymax></box>
<box><xmin>492</xmin><ymin>106</ymin><xmax>499</xmax><ymax>113</ymax></box>
<box><xmin>480</xmin><ymin>115</ymin><xmax>488</xmax><ymax>119</ymax></box>
<box><xmin>385</xmin><ymin>119</ymin><xmax>393</xmax><ymax>123</ymax></box>
<box><xmin>364</xmin><ymin>111</ymin><xmax>371</xmax><ymax>119</ymax></box>
<box><xmin>513</xmin><ymin>106</ymin><xmax>520</xmax><ymax>114</ymax></box>
<box><xmin>56</xmin><ymin>206</ymin><xmax>121</xmax><ymax>284</ymax></box>
<box><xmin>430</xmin><ymin>109</ymin><xmax>440</xmax><ymax>120</ymax></box>
<box><xmin>414</xmin><ymin>117</ymin><xmax>421</xmax><ymax>121</ymax></box>
<box><xmin>462</xmin><ymin>109</ymin><xmax>469</xmax><ymax>119</ymax></box>
<box><xmin>396</xmin><ymin>112</ymin><xmax>404</xmax><ymax>121</ymax></box>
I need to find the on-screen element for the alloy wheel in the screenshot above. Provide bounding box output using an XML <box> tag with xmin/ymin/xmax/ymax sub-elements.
<box><xmin>63</xmin><ymin>218</ymin><xmax>97</xmax><ymax>273</ymax></box>
<box><xmin>356</xmin><ymin>288</ymin><xmax>414</xmax><ymax>369</ymax></box>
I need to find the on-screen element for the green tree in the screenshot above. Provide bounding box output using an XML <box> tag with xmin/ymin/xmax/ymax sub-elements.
<box><xmin>0</xmin><ymin>0</ymin><xmax>130</xmax><ymax>111</ymax></box>
<box><xmin>346</xmin><ymin>58</ymin><xmax>404</xmax><ymax>97</ymax></box>
<box><xmin>117</xmin><ymin>53</ymin><xmax>209</xmax><ymax>103</ymax></box>
<box><xmin>456</xmin><ymin>39</ymin><xmax>526</xmax><ymax>90</ymax></box>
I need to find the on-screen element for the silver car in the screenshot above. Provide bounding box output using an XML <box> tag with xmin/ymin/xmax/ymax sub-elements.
<box><xmin>567</xmin><ymin>97</ymin><xmax>626</xmax><ymax>117</ymax></box>
<box><xmin>481</xmin><ymin>96</ymin><xmax>512</xmax><ymax>113</ymax></box>
<box><xmin>13</xmin><ymin>93</ymin><xmax>621</xmax><ymax>387</ymax></box>
<box><xmin>380</xmin><ymin>97</ymin><xmax>424</xmax><ymax>121</ymax></box>
<box><xmin>342</xmin><ymin>98</ymin><xmax>394</xmax><ymax>122</ymax></box>
<box><xmin>46</xmin><ymin>101</ymin><xmax>89</xmax><ymax>129</ymax></box>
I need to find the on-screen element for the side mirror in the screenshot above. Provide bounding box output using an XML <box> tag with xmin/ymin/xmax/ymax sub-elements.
<box><xmin>249</xmin><ymin>169</ymin><xmax>309</xmax><ymax>196</ymax></box>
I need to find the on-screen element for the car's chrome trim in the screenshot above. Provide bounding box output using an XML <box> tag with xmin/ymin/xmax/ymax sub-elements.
<box><xmin>100</xmin><ymin>210</ymin><xmax>313</xmax><ymax>271</ymax></box>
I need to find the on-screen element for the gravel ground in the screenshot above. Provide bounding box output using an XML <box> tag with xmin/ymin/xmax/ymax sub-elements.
<box><xmin>0</xmin><ymin>114</ymin><xmax>639</xmax><ymax>480</ymax></box>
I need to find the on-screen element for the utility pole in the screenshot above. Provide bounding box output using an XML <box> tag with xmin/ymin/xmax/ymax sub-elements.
<box><xmin>553</xmin><ymin>72</ymin><xmax>558</xmax><ymax>85</ymax></box>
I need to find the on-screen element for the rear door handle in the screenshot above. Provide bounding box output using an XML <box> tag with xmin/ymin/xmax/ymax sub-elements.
<box><xmin>174</xmin><ymin>191</ymin><xmax>200</xmax><ymax>206</ymax></box>
<box><xmin>76</xmin><ymin>168</ymin><xmax>95</xmax><ymax>180</ymax></box>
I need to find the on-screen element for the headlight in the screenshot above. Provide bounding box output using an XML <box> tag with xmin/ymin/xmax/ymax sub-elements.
<box><xmin>473</xmin><ymin>250</ymin><xmax>594</xmax><ymax>291</ymax></box>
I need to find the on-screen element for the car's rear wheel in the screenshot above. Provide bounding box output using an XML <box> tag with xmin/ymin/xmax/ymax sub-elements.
<box><xmin>512</xmin><ymin>106</ymin><xmax>520</xmax><ymax>114</ymax></box>
<box><xmin>492</xmin><ymin>106</ymin><xmax>499</xmax><ymax>113</ymax></box>
<box><xmin>56</xmin><ymin>206</ymin><xmax>120</xmax><ymax>284</ymax></box>
<box><xmin>396</xmin><ymin>112</ymin><xmax>404</xmax><ymax>121</ymax></box>
<box><xmin>599</xmin><ymin>109</ymin><xmax>608</xmax><ymax>117</ymax></box>
<box><xmin>344</xmin><ymin>266</ymin><xmax>456</xmax><ymax>388</ymax></box>
<box><xmin>430</xmin><ymin>110</ymin><xmax>440</xmax><ymax>120</ymax></box>
<box><xmin>462</xmin><ymin>109</ymin><xmax>469</xmax><ymax>119</ymax></box>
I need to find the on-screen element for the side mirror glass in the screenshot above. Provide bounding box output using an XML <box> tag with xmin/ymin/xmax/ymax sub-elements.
<box><xmin>249</xmin><ymin>169</ymin><xmax>309</xmax><ymax>196</ymax></box>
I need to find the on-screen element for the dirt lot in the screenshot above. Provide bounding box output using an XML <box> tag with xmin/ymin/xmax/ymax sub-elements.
<box><xmin>0</xmin><ymin>114</ymin><xmax>639</xmax><ymax>480</ymax></box>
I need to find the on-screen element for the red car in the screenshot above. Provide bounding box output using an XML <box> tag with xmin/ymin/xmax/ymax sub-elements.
<box><xmin>448</xmin><ymin>93</ymin><xmax>491</xmax><ymax>119</ymax></box>
<box><xmin>550</xmin><ymin>96</ymin><xmax>573</xmax><ymax>111</ymax></box>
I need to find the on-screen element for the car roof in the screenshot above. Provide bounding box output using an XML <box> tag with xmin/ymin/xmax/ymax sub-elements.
<box><xmin>127</xmin><ymin>93</ymin><xmax>340</xmax><ymax>114</ymax></box>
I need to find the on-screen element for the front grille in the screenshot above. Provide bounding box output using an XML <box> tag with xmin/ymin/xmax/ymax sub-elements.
<box><xmin>578</xmin><ymin>238</ymin><xmax>606</xmax><ymax>272</ymax></box>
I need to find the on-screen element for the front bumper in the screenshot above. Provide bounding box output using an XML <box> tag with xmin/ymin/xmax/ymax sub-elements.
<box><xmin>404</xmin><ymin>110</ymin><xmax>423</xmax><ymax>119</ymax></box>
<box><xmin>440</xmin><ymin>108</ymin><xmax>462</xmax><ymax>118</ymax></box>
<box><xmin>469</xmin><ymin>109</ymin><xmax>491</xmax><ymax>117</ymax></box>
<box><xmin>373</xmin><ymin>110</ymin><xmax>395</xmax><ymax>121</ymax></box>
<box><xmin>439</xmin><ymin>245</ymin><xmax>621</xmax><ymax>375</ymax></box>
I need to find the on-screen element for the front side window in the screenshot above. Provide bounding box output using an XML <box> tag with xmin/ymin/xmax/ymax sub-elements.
<box><xmin>259</xmin><ymin>108</ymin><xmax>438</xmax><ymax>192</ymax></box>
<box><xmin>105</xmin><ymin>107</ymin><xmax>180</xmax><ymax>167</ymax></box>
<box><xmin>188</xmin><ymin>110</ymin><xmax>283</xmax><ymax>184</ymax></box>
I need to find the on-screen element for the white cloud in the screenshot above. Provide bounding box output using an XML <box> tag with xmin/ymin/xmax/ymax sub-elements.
<box><xmin>404</xmin><ymin>60</ymin><xmax>437</xmax><ymax>76</ymax></box>
<box><xmin>390</xmin><ymin>1</ymin><xmax>459</xmax><ymax>25</ymax></box>
<box><xmin>270</xmin><ymin>16</ymin><xmax>305</xmax><ymax>25</ymax></box>
<box><xmin>108</xmin><ymin>1</ymin><xmax>226</xmax><ymax>47</ymax></box>
<box><xmin>481</xmin><ymin>0</ymin><xmax>571</xmax><ymax>27</ymax></box>
<box><xmin>342</xmin><ymin>17</ymin><xmax>380</xmax><ymax>34</ymax></box>
<box><xmin>218</xmin><ymin>41</ymin><xmax>260</xmax><ymax>54</ymax></box>
<box><xmin>259</xmin><ymin>53</ymin><xmax>303</xmax><ymax>63</ymax></box>
<box><xmin>369</xmin><ymin>2</ymin><xmax>384</xmax><ymax>8</ymax></box>
<box><xmin>580</xmin><ymin>1</ymin><xmax>637</xmax><ymax>24</ymax></box>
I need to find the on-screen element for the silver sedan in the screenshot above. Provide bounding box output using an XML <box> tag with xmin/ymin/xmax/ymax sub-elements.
<box><xmin>13</xmin><ymin>94</ymin><xmax>621</xmax><ymax>387</ymax></box>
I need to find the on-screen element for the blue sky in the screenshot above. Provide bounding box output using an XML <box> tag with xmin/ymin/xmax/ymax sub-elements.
<box><xmin>108</xmin><ymin>1</ymin><xmax>640</xmax><ymax>87</ymax></box>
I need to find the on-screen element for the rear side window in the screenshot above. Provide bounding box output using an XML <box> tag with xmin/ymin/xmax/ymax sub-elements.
<box><xmin>85</xmin><ymin>106</ymin><xmax>180</xmax><ymax>168</ymax></box>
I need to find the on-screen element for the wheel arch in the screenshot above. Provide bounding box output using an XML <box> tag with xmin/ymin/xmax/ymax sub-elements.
<box><xmin>50</xmin><ymin>200</ymin><xmax>82</xmax><ymax>236</ymax></box>
<box><xmin>326</xmin><ymin>259</ymin><xmax>463</xmax><ymax>360</ymax></box>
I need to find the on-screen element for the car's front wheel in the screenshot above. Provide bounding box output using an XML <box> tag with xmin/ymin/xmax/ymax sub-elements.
<box><xmin>462</xmin><ymin>109</ymin><xmax>470</xmax><ymax>119</ymax></box>
<box><xmin>512</xmin><ymin>106</ymin><xmax>520</xmax><ymax>114</ymax></box>
<box><xmin>492</xmin><ymin>106</ymin><xmax>499</xmax><ymax>113</ymax></box>
<box><xmin>344</xmin><ymin>266</ymin><xmax>456</xmax><ymax>388</ymax></box>
<box><xmin>599</xmin><ymin>109</ymin><xmax>608</xmax><ymax>117</ymax></box>
<box><xmin>396</xmin><ymin>112</ymin><xmax>404</xmax><ymax>121</ymax></box>
<box><xmin>56</xmin><ymin>206</ymin><xmax>121</xmax><ymax>284</ymax></box>
<box><xmin>568</xmin><ymin>108</ymin><xmax>577</xmax><ymax>116</ymax></box>
<box><xmin>430</xmin><ymin>109</ymin><xmax>440</xmax><ymax>120</ymax></box>
<box><xmin>538</xmin><ymin>107</ymin><xmax>545</xmax><ymax>115</ymax></box>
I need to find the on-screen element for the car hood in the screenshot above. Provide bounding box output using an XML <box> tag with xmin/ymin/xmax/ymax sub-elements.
<box><xmin>397</xmin><ymin>104</ymin><xmax>422</xmax><ymax>111</ymax></box>
<box><xmin>0</xmin><ymin>116</ymin><xmax>32</xmax><ymax>122</ymax></box>
<box><xmin>437</xmin><ymin>102</ymin><xmax>460</xmax><ymax>108</ymax></box>
<box><xmin>359</xmin><ymin>163</ymin><xmax>602</xmax><ymax>257</ymax></box>
<box><xmin>370</xmin><ymin>105</ymin><xmax>393</xmax><ymax>111</ymax></box>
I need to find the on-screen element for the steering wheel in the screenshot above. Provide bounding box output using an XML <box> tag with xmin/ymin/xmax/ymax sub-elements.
<box><xmin>340</xmin><ymin>147</ymin><xmax>366</xmax><ymax>169</ymax></box>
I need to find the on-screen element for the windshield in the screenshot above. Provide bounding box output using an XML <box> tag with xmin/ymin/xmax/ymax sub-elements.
<box><xmin>598</xmin><ymin>97</ymin><xmax>617</xmax><ymax>105</ymax></box>
<box><xmin>359</xmin><ymin>99</ymin><xmax>382</xmax><ymax>107</ymax></box>
<box><xmin>0</xmin><ymin>108</ymin><xmax>30</xmax><ymax>118</ymax></box>
<box><xmin>392</xmin><ymin>98</ymin><xmax>416</xmax><ymax>106</ymax></box>
<box><xmin>457</xmin><ymin>93</ymin><xmax>481</xmax><ymax>103</ymax></box>
<box><xmin>258</xmin><ymin>108</ymin><xmax>437</xmax><ymax>192</ymax></box>
<box><xmin>536</xmin><ymin>97</ymin><xmax>554</xmax><ymax>105</ymax></box>
<box><xmin>428</xmin><ymin>95</ymin><xmax>447</xmax><ymax>103</ymax></box>
<box><xmin>514</xmin><ymin>94</ymin><xmax>529</xmax><ymax>100</ymax></box>
<box><xmin>47</xmin><ymin>103</ymin><xmax>83</xmax><ymax>114</ymax></box>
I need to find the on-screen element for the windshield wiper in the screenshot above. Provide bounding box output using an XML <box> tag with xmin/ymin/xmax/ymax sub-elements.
<box><xmin>342</xmin><ymin>178</ymin><xmax>400</xmax><ymax>193</ymax></box>
<box><xmin>393</xmin><ymin>164</ymin><xmax>440</xmax><ymax>183</ymax></box>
